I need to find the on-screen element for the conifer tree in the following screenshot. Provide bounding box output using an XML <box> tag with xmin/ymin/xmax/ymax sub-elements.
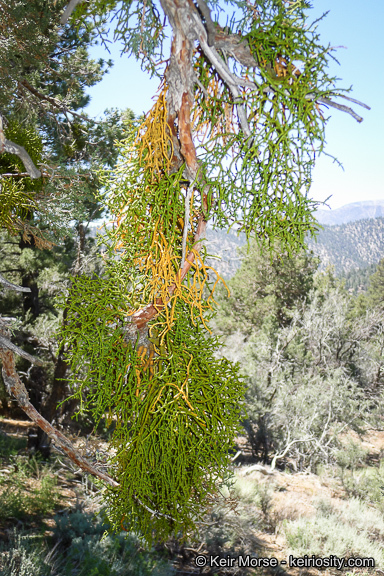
<box><xmin>0</xmin><ymin>0</ymin><xmax>369</xmax><ymax>543</ymax></box>
<box><xmin>369</xmin><ymin>259</ymin><xmax>384</xmax><ymax>309</ymax></box>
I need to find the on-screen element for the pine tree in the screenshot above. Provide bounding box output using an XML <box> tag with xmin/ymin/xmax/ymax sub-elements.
<box><xmin>0</xmin><ymin>1</ymin><xmax>134</xmax><ymax>445</ymax></box>
<box><xmin>369</xmin><ymin>259</ymin><xmax>384</xmax><ymax>308</ymax></box>
<box><xmin>214</xmin><ymin>238</ymin><xmax>319</xmax><ymax>336</ymax></box>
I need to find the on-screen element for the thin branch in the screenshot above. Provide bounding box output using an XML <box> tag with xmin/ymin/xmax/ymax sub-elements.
<box><xmin>0</xmin><ymin>113</ymin><xmax>41</xmax><ymax>178</ymax></box>
<box><xmin>181</xmin><ymin>186</ymin><xmax>192</xmax><ymax>268</ymax></box>
<box><xmin>202</xmin><ymin>50</ymin><xmax>252</xmax><ymax>137</ymax></box>
<box><xmin>338</xmin><ymin>94</ymin><xmax>371</xmax><ymax>110</ymax></box>
<box><xmin>0</xmin><ymin>324</ymin><xmax>177</xmax><ymax>522</ymax></box>
<box><xmin>0</xmin><ymin>272</ymin><xmax>31</xmax><ymax>293</ymax></box>
<box><xmin>189</xmin><ymin>10</ymin><xmax>254</xmax><ymax>137</ymax></box>
<box><xmin>0</xmin><ymin>172</ymin><xmax>32</xmax><ymax>178</ymax></box>
<box><xmin>194</xmin><ymin>75</ymin><xmax>209</xmax><ymax>97</ymax></box>
<box><xmin>60</xmin><ymin>0</ymin><xmax>84</xmax><ymax>25</ymax></box>
<box><xmin>270</xmin><ymin>435</ymin><xmax>315</xmax><ymax>471</ymax></box>
<box><xmin>18</xmin><ymin>80</ymin><xmax>101</xmax><ymax>125</ymax></box>
<box><xmin>0</xmin><ymin>334</ymin><xmax>44</xmax><ymax>366</ymax></box>
<box><xmin>0</xmin><ymin>340</ymin><xmax>118</xmax><ymax>487</ymax></box>
<box><xmin>194</xmin><ymin>0</ymin><xmax>216</xmax><ymax>46</ymax></box>
<box><xmin>2</xmin><ymin>140</ymin><xmax>42</xmax><ymax>178</ymax></box>
<box><xmin>317</xmin><ymin>97</ymin><xmax>365</xmax><ymax>123</ymax></box>
<box><xmin>195</xmin><ymin>22</ymin><xmax>369</xmax><ymax>125</ymax></box>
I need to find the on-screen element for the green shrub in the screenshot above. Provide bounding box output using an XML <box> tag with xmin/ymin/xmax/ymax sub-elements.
<box><xmin>337</xmin><ymin>458</ymin><xmax>384</xmax><ymax>509</ymax></box>
<box><xmin>0</xmin><ymin>531</ymin><xmax>50</xmax><ymax>576</ymax></box>
<box><xmin>283</xmin><ymin>497</ymin><xmax>384</xmax><ymax>566</ymax></box>
<box><xmin>0</xmin><ymin>434</ymin><xmax>27</xmax><ymax>460</ymax></box>
<box><xmin>0</xmin><ymin>455</ymin><xmax>59</xmax><ymax>520</ymax></box>
<box><xmin>53</xmin><ymin>510</ymin><xmax>173</xmax><ymax>576</ymax></box>
<box><xmin>0</xmin><ymin>512</ymin><xmax>173</xmax><ymax>576</ymax></box>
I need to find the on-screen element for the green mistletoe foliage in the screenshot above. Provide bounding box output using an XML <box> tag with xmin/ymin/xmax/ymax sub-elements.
<box><xmin>60</xmin><ymin>274</ymin><xmax>245</xmax><ymax>542</ymax></box>
<box><xmin>193</xmin><ymin>1</ymin><xmax>339</xmax><ymax>249</ymax></box>
<box><xmin>58</xmin><ymin>114</ymin><xmax>246</xmax><ymax>541</ymax></box>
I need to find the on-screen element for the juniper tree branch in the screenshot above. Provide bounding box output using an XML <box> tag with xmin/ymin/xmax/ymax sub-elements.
<box><xmin>18</xmin><ymin>80</ymin><xmax>101</xmax><ymax>124</ymax></box>
<box><xmin>127</xmin><ymin>0</ymin><xmax>369</xmax><ymax>334</ymax></box>
<box><xmin>194</xmin><ymin>0</ymin><xmax>216</xmax><ymax>46</ymax></box>
<box><xmin>0</xmin><ymin>324</ymin><xmax>178</xmax><ymax>521</ymax></box>
<box><xmin>0</xmin><ymin>334</ymin><xmax>44</xmax><ymax>366</ymax></box>
<box><xmin>270</xmin><ymin>435</ymin><xmax>315</xmax><ymax>471</ymax></box>
<box><xmin>317</xmin><ymin>97</ymin><xmax>365</xmax><ymax>123</ymax></box>
<box><xmin>1</xmin><ymin>140</ymin><xmax>42</xmax><ymax>179</ymax></box>
<box><xmin>0</xmin><ymin>272</ymin><xmax>31</xmax><ymax>293</ymax></box>
<box><xmin>0</xmin><ymin>114</ymin><xmax>41</xmax><ymax>178</ymax></box>
<box><xmin>337</xmin><ymin>94</ymin><xmax>371</xmax><ymax>110</ymax></box>
<box><xmin>185</xmin><ymin>9</ymin><xmax>368</xmax><ymax>125</ymax></box>
<box><xmin>0</xmin><ymin>172</ymin><xmax>33</xmax><ymax>178</ymax></box>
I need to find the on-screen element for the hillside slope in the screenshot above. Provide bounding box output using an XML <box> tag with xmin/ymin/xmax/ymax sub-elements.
<box><xmin>307</xmin><ymin>217</ymin><xmax>384</xmax><ymax>274</ymax></box>
<box><xmin>207</xmin><ymin>217</ymin><xmax>384</xmax><ymax>280</ymax></box>
<box><xmin>205</xmin><ymin>227</ymin><xmax>245</xmax><ymax>279</ymax></box>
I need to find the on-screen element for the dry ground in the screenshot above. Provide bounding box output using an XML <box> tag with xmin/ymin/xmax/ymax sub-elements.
<box><xmin>1</xmin><ymin>418</ymin><xmax>384</xmax><ymax>576</ymax></box>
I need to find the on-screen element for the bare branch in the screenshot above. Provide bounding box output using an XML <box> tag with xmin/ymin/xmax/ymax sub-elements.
<box><xmin>0</xmin><ymin>324</ymin><xmax>178</xmax><ymax>521</ymax></box>
<box><xmin>18</xmin><ymin>80</ymin><xmax>101</xmax><ymax>125</ymax></box>
<box><xmin>0</xmin><ymin>340</ymin><xmax>118</xmax><ymax>487</ymax></box>
<box><xmin>60</xmin><ymin>0</ymin><xmax>84</xmax><ymax>25</ymax></box>
<box><xmin>270</xmin><ymin>435</ymin><xmax>315</xmax><ymax>471</ymax></box>
<box><xmin>194</xmin><ymin>0</ymin><xmax>216</xmax><ymax>47</ymax></box>
<box><xmin>338</xmin><ymin>94</ymin><xmax>371</xmax><ymax>110</ymax></box>
<box><xmin>0</xmin><ymin>272</ymin><xmax>31</xmax><ymax>293</ymax></box>
<box><xmin>1</xmin><ymin>140</ymin><xmax>42</xmax><ymax>178</ymax></box>
<box><xmin>0</xmin><ymin>172</ymin><xmax>33</xmax><ymax>178</ymax></box>
<box><xmin>187</xmin><ymin>7</ymin><xmax>255</xmax><ymax>137</ymax></box>
<box><xmin>199</xmin><ymin>48</ymin><xmax>252</xmax><ymax>137</ymax></box>
<box><xmin>214</xmin><ymin>27</ymin><xmax>260</xmax><ymax>68</ymax></box>
<box><xmin>317</xmin><ymin>97</ymin><xmax>365</xmax><ymax>123</ymax></box>
<box><xmin>0</xmin><ymin>113</ymin><xmax>41</xmax><ymax>178</ymax></box>
<box><xmin>181</xmin><ymin>186</ymin><xmax>192</xmax><ymax>268</ymax></box>
<box><xmin>0</xmin><ymin>334</ymin><xmax>44</xmax><ymax>366</ymax></box>
<box><xmin>194</xmin><ymin>22</ymin><xmax>369</xmax><ymax>126</ymax></box>
<box><xmin>241</xmin><ymin>463</ymin><xmax>275</xmax><ymax>476</ymax></box>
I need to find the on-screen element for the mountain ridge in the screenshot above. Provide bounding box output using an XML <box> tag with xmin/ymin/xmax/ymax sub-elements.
<box><xmin>206</xmin><ymin>215</ymin><xmax>384</xmax><ymax>279</ymax></box>
<box><xmin>315</xmin><ymin>200</ymin><xmax>384</xmax><ymax>226</ymax></box>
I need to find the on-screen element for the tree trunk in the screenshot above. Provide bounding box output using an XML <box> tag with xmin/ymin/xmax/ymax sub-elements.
<box><xmin>34</xmin><ymin>223</ymin><xmax>85</xmax><ymax>454</ymax></box>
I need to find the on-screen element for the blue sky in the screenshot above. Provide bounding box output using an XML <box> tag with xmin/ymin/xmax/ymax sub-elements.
<box><xmin>85</xmin><ymin>0</ymin><xmax>384</xmax><ymax>211</ymax></box>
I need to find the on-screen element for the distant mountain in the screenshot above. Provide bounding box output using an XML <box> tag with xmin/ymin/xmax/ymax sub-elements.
<box><xmin>88</xmin><ymin>222</ymin><xmax>247</xmax><ymax>280</ymax></box>
<box><xmin>207</xmin><ymin>218</ymin><xmax>384</xmax><ymax>280</ymax></box>
<box><xmin>207</xmin><ymin>217</ymin><xmax>384</xmax><ymax>281</ymax></box>
<box><xmin>89</xmin><ymin>211</ymin><xmax>384</xmax><ymax>282</ymax></box>
<box><xmin>315</xmin><ymin>200</ymin><xmax>384</xmax><ymax>226</ymax></box>
<box><xmin>307</xmin><ymin>217</ymin><xmax>384</xmax><ymax>275</ymax></box>
<box><xmin>207</xmin><ymin>202</ymin><xmax>384</xmax><ymax>279</ymax></box>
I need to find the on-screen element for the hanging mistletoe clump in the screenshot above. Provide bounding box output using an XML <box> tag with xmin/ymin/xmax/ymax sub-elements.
<box><xmin>60</xmin><ymin>86</ymin><xmax>245</xmax><ymax>541</ymax></box>
<box><xmin>59</xmin><ymin>0</ymin><xmax>369</xmax><ymax>542</ymax></box>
